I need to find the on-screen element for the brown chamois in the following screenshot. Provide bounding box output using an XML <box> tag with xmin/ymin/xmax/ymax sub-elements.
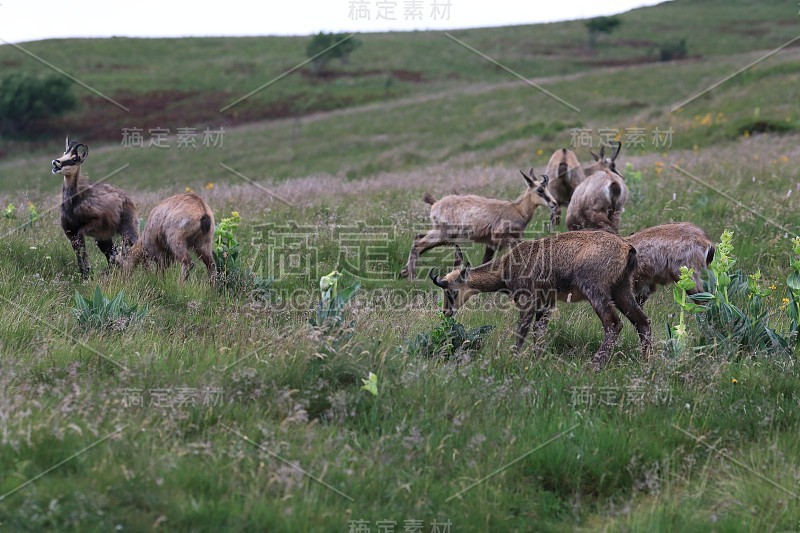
<box><xmin>429</xmin><ymin>231</ymin><xmax>651</xmax><ymax>371</ymax></box>
<box><xmin>566</xmin><ymin>143</ymin><xmax>627</xmax><ymax>234</ymax></box>
<box><xmin>52</xmin><ymin>138</ymin><xmax>139</xmax><ymax>277</ymax></box>
<box><xmin>117</xmin><ymin>193</ymin><xmax>216</xmax><ymax>284</ymax></box>
<box><xmin>545</xmin><ymin>148</ymin><xmax>586</xmax><ymax>226</ymax></box>
<box><xmin>400</xmin><ymin>170</ymin><xmax>557</xmax><ymax>279</ymax></box>
<box><xmin>625</xmin><ymin>222</ymin><xmax>715</xmax><ymax>305</ymax></box>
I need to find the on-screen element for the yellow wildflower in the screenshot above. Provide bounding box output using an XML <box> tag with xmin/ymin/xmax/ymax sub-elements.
<box><xmin>204</xmin><ymin>182</ymin><xmax>215</xmax><ymax>190</ymax></box>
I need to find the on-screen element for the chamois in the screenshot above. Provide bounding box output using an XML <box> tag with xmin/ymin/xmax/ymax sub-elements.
<box><xmin>625</xmin><ymin>222</ymin><xmax>715</xmax><ymax>305</ymax></box>
<box><xmin>52</xmin><ymin>138</ymin><xmax>139</xmax><ymax>277</ymax></box>
<box><xmin>545</xmin><ymin>148</ymin><xmax>586</xmax><ymax>226</ymax></box>
<box><xmin>400</xmin><ymin>171</ymin><xmax>557</xmax><ymax>279</ymax></box>
<box><xmin>117</xmin><ymin>193</ymin><xmax>216</xmax><ymax>284</ymax></box>
<box><xmin>429</xmin><ymin>231</ymin><xmax>651</xmax><ymax>371</ymax></box>
<box><xmin>565</xmin><ymin>142</ymin><xmax>627</xmax><ymax>234</ymax></box>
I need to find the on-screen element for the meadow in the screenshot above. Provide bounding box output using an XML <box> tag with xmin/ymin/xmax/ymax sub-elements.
<box><xmin>1</xmin><ymin>0</ymin><xmax>800</xmax><ymax>530</ymax></box>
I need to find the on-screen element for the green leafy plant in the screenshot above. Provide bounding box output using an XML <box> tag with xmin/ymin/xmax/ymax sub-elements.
<box><xmin>212</xmin><ymin>211</ymin><xmax>273</xmax><ymax>297</ymax></box>
<box><xmin>25</xmin><ymin>202</ymin><xmax>39</xmax><ymax>228</ymax></box>
<box><xmin>697</xmin><ymin>231</ymin><xmax>790</xmax><ymax>353</ymax></box>
<box><xmin>310</xmin><ymin>270</ymin><xmax>361</xmax><ymax>331</ymax></box>
<box><xmin>73</xmin><ymin>286</ymin><xmax>147</xmax><ymax>331</ymax></box>
<box><xmin>213</xmin><ymin>211</ymin><xmax>240</xmax><ymax>273</ymax></box>
<box><xmin>3</xmin><ymin>203</ymin><xmax>15</xmax><ymax>219</ymax></box>
<box><xmin>785</xmin><ymin>236</ymin><xmax>800</xmax><ymax>345</ymax></box>
<box><xmin>408</xmin><ymin>313</ymin><xmax>494</xmax><ymax>359</ymax></box>
<box><xmin>360</xmin><ymin>372</ymin><xmax>378</xmax><ymax>397</ymax></box>
<box><xmin>665</xmin><ymin>266</ymin><xmax>713</xmax><ymax>356</ymax></box>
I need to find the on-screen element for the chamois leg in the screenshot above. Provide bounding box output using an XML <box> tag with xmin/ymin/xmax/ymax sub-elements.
<box><xmin>529</xmin><ymin>307</ymin><xmax>553</xmax><ymax>356</ymax></box>
<box><xmin>66</xmin><ymin>230</ymin><xmax>90</xmax><ymax>278</ymax></box>
<box><xmin>588</xmin><ymin>297</ymin><xmax>623</xmax><ymax>372</ymax></box>
<box><xmin>400</xmin><ymin>229</ymin><xmax>447</xmax><ymax>279</ymax></box>
<box><xmin>551</xmin><ymin>205</ymin><xmax>561</xmax><ymax>229</ymax></box>
<box><xmin>613</xmin><ymin>283</ymin><xmax>652</xmax><ymax>361</ymax></box>
<box><xmin>195</xmin><ymin>243</ymin><xmax>217</xmax><ymax>285</ymax></box>
<box><xmin>481</xmin><ymin>246</ymin><xmax>495</xmax><ymax>265</ymax></box>
<box><xmin>96</xmin><ymin>239</ymin><xmax>117</xmax><ymax>266</ymax></box>
<box><xmin>512</xmin><ymin>289</ymin><xmax>541</xmax><ymax>354</ymax></box>
<box><xmin>514</xmin><ymin>304</ymin><xmax>536</xmax><ymax>354</ymax></box>
<box><xmin>169</xmin><ymin>241</ymin><xmax>194</xmax><ymax>283</ymax></box>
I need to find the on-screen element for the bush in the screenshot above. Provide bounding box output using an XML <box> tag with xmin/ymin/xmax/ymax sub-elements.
<box><xmin>0</xmin><ymin>72</ymin><xmax>76</xmax><ymax>136</ymax></box>
<box><xmin>73</xmin><ymin>287</ymin><xmax>147</xmax><ymax>331</ymax></box>
<box><xmin>306</xmin><ymin>32</ymin><xmax>362</xmax><ymax>75</ymax></box>
<box><xmin>659</xmin><ymin>39</ymin><xmax>688</xmax><ymax>62</ymax></box>
<box><xmin>585</xmin><ymin>16</ymin><xmax>621</xmax><ymax>48</ymax></box>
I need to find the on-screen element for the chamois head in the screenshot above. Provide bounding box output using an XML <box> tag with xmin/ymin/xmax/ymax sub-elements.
<box><xmin>429</xmin><ymin>245</ymin><xmax>478</xmax><ymax>316</ymax></box>
<box><xmin>52</xmin><ymin>137</ymin><xmax>88</xmax><ymax>177</ymax></box>
<box><xmin>587</xmin><ymin>141</ymin><xmax>622</xmax><ymax>176</ymax></box>
<box><xmin>519</xmin><ymin>169</ymin><xmax>558</xmax><ymax>211</ymax></box>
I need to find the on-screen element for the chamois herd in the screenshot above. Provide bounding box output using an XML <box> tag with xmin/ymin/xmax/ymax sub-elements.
<box><xmin>51</xmin><ymin>138</ymin><xmax>713</xmax><ymax>370</ymax></box>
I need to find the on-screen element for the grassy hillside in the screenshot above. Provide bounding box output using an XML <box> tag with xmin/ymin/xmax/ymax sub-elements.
<box><xmin>1</xmin><ymin>0</ymin><xmax>800</xmax><ymax>530</ymax></box>
<box><xmin>0</xmin><ymin>0</ymin><xmax>797</xmax><ymax>152</ymax></box>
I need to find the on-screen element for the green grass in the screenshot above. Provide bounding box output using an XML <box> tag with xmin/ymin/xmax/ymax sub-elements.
<box><xmin>2</xmin><ymin>0</ymin><xmax>800</xmax><ymax>530</ymax></box>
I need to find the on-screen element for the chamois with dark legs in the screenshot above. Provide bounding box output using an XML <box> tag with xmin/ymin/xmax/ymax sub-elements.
<box><xmin>401</xmin><ymin>170</ymin><xmax>557</xmax><ymax>279</ymax></box>
<box><xmin>116</xmin><ymin>193</ymin><xmax>216</xmax><ymax>284</ymax></box>
<box><xmin>52</xmin><ymin>138</ymin><xmax>139</xmax><ymax>277</ymax></box>
<box><xmin>429</xmin><ymin>231</ymin><xmax>651</xmax><ymax>371</ymax></box>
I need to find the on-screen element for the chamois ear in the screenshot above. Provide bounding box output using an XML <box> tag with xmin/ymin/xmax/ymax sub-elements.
<box><xmin>65</xmin><ymin>136</ymin><xmax>70</xmax><ymax>153</ymax></box>
<box><xmin>453</xmin><ymin>244</ymin><xmax>464</xmax><ymax>268</ymax></box>
<box><xmin>590</xmin><ymin>149</ymin><xmax>599</xmax><ymax>162</ymax></box>
<box><xmin>611</xmin><ymin>140</ymin><xmax>622</xmax><ymax>161</ymax></box>
<box><xmin>460</xmin><ymin>262</ymin><xmax>471</xmax><ymax>280</ymax></box>
<box><xmin>519</xmin><ymin>169</ymin><xmax>534</xmax><ymax>188</ymax></box>
<box><xmin>429</xmin><ymin>268</ymin><xmax>448</xmax><ymax>289</ymax></box>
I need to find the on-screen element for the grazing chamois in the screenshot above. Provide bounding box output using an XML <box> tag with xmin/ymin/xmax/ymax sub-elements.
<box><xmin>429</xmin><ymin>232</ymin><xmax>651</xmax><ymax>370</ymax></box>
<box><xmin>117</xmin><ymin>193</ymin><xmax>216</xmax><ymax>284</ymax></box>
<box><xmin>545</xmin><ymin>148</ymin><xmax>586</xmax><ymax>226</ymax></box>
<box><xmin>566</xmin><ymin>143</ymin><xmax>627</xmax><ymax>234</ymax></box>
<box><xmin>52</xmin><ymin>138</ymin><xmax>139</xmax><ymax>277</ymax></box>
<box><xmin>625</xmin><ymin>222</ymin><xmax>715</xmax><ymax>305</ymax></box>
<box><xmin>400</xmin><ymin>171</ymin><xmax>557</xmax><ymax>279</ymax></box>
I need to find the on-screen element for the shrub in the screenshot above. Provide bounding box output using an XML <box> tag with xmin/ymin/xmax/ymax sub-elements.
<box><xmin>585</xmin><ymin>16</ymin><xmax>621</xmax><ymax>49</ymax></box>
<box><xmin>0</xmin><ymin>72</ymin><xmax>76</xmax><ymax>136</ymax></box>
<box><xmin>306</xmin><ymin>32</ymin><xmax>362</xmax><ymax>75</ymax></box>
<box><xmin>73</xmin><ymin>286</ymin><xmax>147</xmax><ymax>331</ymax></box>
<box><xmin>659</xmin><ymin>39</ymin><xmax>688</xmax><ymax>61</ymax></box>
